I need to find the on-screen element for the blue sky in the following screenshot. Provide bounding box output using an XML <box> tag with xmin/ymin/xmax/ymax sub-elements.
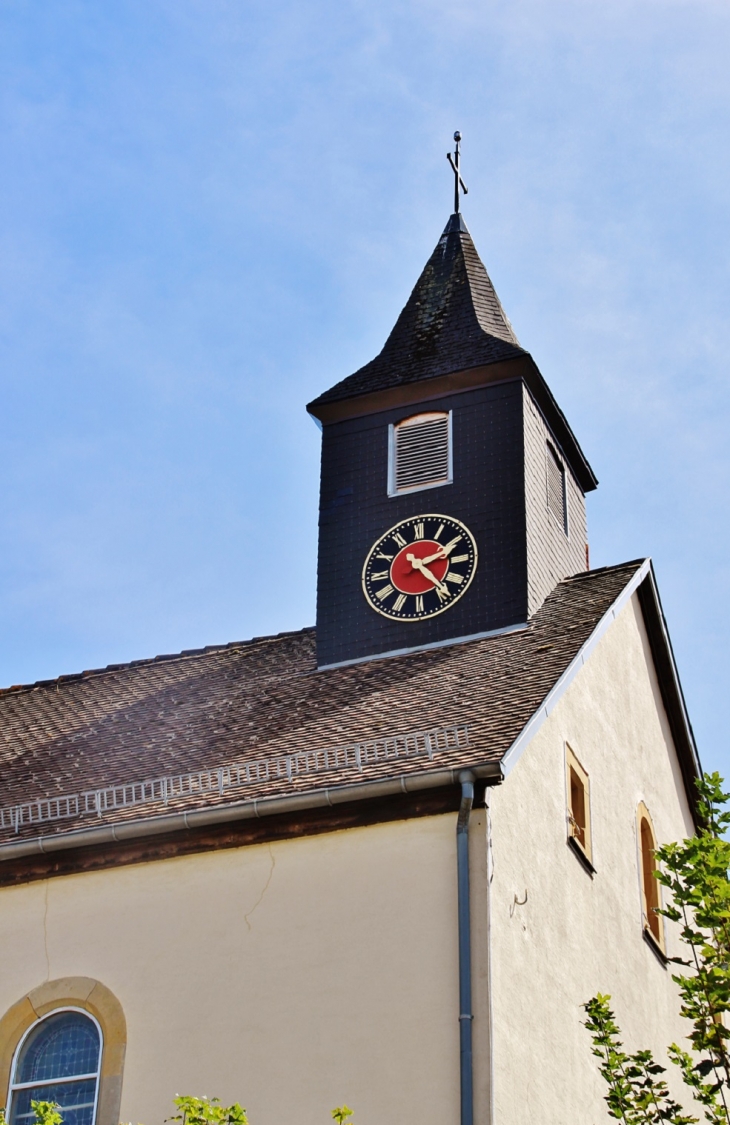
<box><xmin>0</xmin><ymin>0</ymin><xmax>728</xmax><ymax>775</ymax></box>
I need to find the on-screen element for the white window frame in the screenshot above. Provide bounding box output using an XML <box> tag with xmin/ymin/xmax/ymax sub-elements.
<box><xmin>7</xmin><ymin>1008</ymin><xmax>103</xmax><ymax>1125</ymax></box>
<box><xmin>387</xmin><ymin>410</ymin><xmax>453</xmax><ymax>497</ymax></box>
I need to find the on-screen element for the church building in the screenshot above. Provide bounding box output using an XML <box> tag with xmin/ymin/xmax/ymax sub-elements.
<box><xmin>0</xmin><ymin>142</ymin><xmax>701</xmax><ymax>1125</ymax></box>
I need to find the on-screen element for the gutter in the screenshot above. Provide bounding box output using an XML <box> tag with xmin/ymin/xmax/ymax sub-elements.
<box><xmin>0</xmin><ymin>761</ymin><xmax>503</xmax><ymax>863</ymax></box>
<box><xmin>457</xmin><ymin>771</ymin><xmax>475</xmax><ymax>1125</ymax></box>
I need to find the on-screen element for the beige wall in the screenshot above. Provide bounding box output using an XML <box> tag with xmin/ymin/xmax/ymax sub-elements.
<box><xmin>488</xmin><ymin>591</ymin><xmax>695</xmax><ymax>1124</ymax></box>
<box><xmin>0</xmin><ymin>589</ymin><xmax>697</xmax><ymax>1125</ymax></box>
<box><xmin>0</xmin><ymin>815</ymin><xmax>468</xmax><ymax>1125</ymax></box>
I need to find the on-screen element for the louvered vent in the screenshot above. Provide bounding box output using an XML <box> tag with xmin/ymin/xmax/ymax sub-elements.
<box><xmin>392</xmin><ymin>412</ymin><xmax>451</xmax><ymax>493</ymax></box>
<box><xmin>547</xmin><ymin>442</ymin><xmax>568</xmax><ymax>532</ymax></box>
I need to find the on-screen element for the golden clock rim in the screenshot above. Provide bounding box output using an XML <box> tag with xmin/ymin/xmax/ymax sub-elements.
<box><xmin>361</xmin><ymin>513</ymin><xmax>479</xmax><ymax>622</ymax></box>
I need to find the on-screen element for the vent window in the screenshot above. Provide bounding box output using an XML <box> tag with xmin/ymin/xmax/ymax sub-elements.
<box><xmin>547</xmin><ymin>442</ymin><xmax>568</xmax><ymax>533</ymax></box>
<box><xmin>388</xmin><ymin>412</ymin><xmax>452</xmax><ymax>496</ymax></box>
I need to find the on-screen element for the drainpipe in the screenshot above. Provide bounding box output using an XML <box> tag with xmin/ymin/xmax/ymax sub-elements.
<box><xmin>457</xmin><ymin>770</ymin><xmax>475</xmax><ymax>1125</ymax></box>
<box><xmin>485</xmin><ymin>787</ymin><xmax>495</xmax><ymax>1125</ymax></box>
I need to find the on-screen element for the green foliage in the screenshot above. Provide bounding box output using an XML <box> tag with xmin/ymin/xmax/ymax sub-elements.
<box><xmin>4</xmin><ymin>1092</ymin><xmax>349</xmax><ymax>1125</ymax></box>
<box><xmin>655</xmin><ymin>771</ymin><xmax>730</xmax><ymax>1115</ymax></box>
<box><xmin>667</xmin><ymin>1045</ymin><xmax>726</xmax><ymax>1125</ymax></box>
<box><xmin>584</xmin><ymin>994</ymin><xmax>697</xmax><ymax>1123</ymax></box>
<box><xmin>0</xmin><ymin>1104</ymin><xmax>63</xmax><ymax>1125</ymax></box>
<box><xmin>30</xmin><ymin>1104</ymin><xmax>63</xmax><ymax>1125</ymax></box>
<box><xmin>584</xmin><ymin>772</ymin><xmax>730</xmax><ymax>1123</ymax></box>
<box><xmin>168</xmin><ymin>1097</ymin><xmax>248</xmax><ymax>1125</ymax></box>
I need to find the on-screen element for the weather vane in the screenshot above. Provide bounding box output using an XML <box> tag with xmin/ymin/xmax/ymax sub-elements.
<box><xmin>447</xmin><ymin>131</ymin><xmax>468</xmax><ymax>215</ymax></box>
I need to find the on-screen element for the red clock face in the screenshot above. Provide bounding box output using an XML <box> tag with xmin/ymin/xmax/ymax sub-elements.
<box><xmin>390</xmin><ymin>540</ymin><xmax>449</xmax><ymax>594</ymax></box>
<box><xmin>361</xmin><ymin>514</ymin><xmax>478</xmax><ymax>621</ymax></box>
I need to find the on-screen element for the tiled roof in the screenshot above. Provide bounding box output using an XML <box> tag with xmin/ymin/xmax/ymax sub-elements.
<box><xmin>308</xmin><ymin>214</ymin><xmax>526</xmax><ymax>409</ymax></box>
<box><xmin>0</xmin><ymin>561</ymin><xmax>646</xmax><ymax>846</ymax></box>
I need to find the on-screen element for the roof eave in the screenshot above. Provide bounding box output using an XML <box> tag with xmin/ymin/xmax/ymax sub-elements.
<box><xmin>636</xmin><ymin>563</ymin><xmax>702</xmax><ymax>825</ymax></box>
<box><xmin>0</xmin><ymin>761</ymin><xmax>504</xmax><ymax>867</ymax></box>
<box><xmin>500</xmin><ymin>558</ymin><xmax>702</xmax><ymax>829</ymax></box>
<box><xmin>522</xmin><ymin>356</ymin><xmax>598</xmax><ymax>492</ymax></box>
<box><xmin>307</xmin><ymin>351</ymin><xmax>598</xmax><ymax>494</ymax></box>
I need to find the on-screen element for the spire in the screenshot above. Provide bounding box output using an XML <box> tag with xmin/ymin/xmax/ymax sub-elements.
<box><xmin>309</xmin><ymin>213</ymin><xmax>526</xmax><ymax>409</ymax></box>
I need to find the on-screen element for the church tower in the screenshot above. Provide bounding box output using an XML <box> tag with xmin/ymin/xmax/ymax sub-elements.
<box><xmin>307</xmin><ymin>141</ymin><xmax>598</xmax><ymax>670</ymax></box>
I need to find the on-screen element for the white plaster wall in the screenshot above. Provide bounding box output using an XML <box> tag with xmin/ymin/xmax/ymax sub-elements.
<box><xmin>0</xmin><ymin>816</ymin><xmax>462</xmax><ymax>1125</ymax></box>
<box><xmin>488</xmin><ymin>592</ymin><xmax>695</xmax><ymax>1124</ymax></box>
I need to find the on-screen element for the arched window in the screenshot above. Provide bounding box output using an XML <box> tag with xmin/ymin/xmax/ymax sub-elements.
<box><xmin>8</xmin><ymin>1010</ymin><xmax>102</xmax><ymax>1125</ymax></box>
<box><xmin>638</xmin><ymin>803</ymin><xmax>665</xmax><ymax>951</ymax></box>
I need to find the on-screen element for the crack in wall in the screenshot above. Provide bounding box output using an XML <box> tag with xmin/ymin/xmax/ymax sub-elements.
<box><xmin>42</xmin><ymin>880</ymin><xmax>50</xmax><ymax>980</ymax></box>
<box><xmin>243</xmin><ymin>846</ymin><xmax>275</xmax><ymax>932</ymax></box>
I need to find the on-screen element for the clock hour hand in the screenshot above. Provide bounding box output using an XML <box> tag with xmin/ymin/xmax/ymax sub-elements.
<box><xmin>406</xmin><ymin>553</ymin><xmax>448</xmax><ymax>595</ymax></box>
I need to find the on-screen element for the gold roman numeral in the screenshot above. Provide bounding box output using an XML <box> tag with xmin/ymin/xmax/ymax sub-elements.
<box><xmin>376</xmin><ymin>584</ymin><xmax>394</xmax><ymax>601</ymax></box>
<box><xmin>371</xmin><ymin>570</ymin><xmax>389</xmax><ymax>581</ymax></box>
<box><xmin>375</xmin><ymin>551</ymin><xmax>394</xmax><ymax>562</ymax></box>
<box><xmin>436</xmin><ymin>586</ymin><xmax>451</xmax><ymax>603</ymax></box>
<box><xmin>433</xmin><ymin>523</ymin><xmax>444</xmax><ymax>540</ymax></box>
<box><xmin>415</xmin><ymin>595</ymin><xmax>424</xmax><ymax>613</ymax></box>
<box><xmin>393</xmin><ymin>593</ymin><xmax>407</xmax><ymax>612</ymax></box>
<box><xmin>451</xmin><ymin>553</ymin><xmax>469</xmax><ymax>564</ymax></box>
<box><xmin>413</xmin><ymin>522</ymin><xmax>425</xmax><ymax>540</ymax></box>
<box><xmin>393</xmin><ymin>532</ymin><xmax>407</xmax><ymax>548</ymax></box>
<box><xmin>446</xmin><ymin>571</ymin><xmax>464</xmax><ymax>585</ymax></box>
<box><xmin>444</xmin><ymin>535</ymin><xmax>462</xmax><ymax>554</ymax></box>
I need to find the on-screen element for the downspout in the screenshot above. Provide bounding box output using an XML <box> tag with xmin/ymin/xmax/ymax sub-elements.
<box><xmin>457</xmin><ymin>770</ymin><xmax>475</xmax><ymax>1125</ymax></box>
<box><xmin>485</xmin><ymin>787</ymin><xmax>495</xmax><ymax>1125</ymax></box>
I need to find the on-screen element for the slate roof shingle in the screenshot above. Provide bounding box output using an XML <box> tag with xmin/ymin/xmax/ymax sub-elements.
<box><xmin>307</xmin><ymin>214</ymin><xmax>525</xmax><ymax>409</ymax></box>
<box><xmin>0</xmin><ymin>561</ymin><xmax>646</xmax><ymax>846</ymax></box>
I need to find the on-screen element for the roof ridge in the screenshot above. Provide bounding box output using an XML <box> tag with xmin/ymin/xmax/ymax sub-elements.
<box><xmin>563</xmin><ymin>558</ymin><xmax>648</xmax><ymax>584</ymax></box>
<box><xmin>0</xmin><ymin>626</ymin><xmax>316</xmax><ymax>697</ymax></box>
<box><xmin>0</xmin><ymin>563</ymin><xmax>649</xmax><ymax>698</ymax></box>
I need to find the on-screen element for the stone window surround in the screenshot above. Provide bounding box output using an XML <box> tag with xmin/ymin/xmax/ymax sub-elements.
<box><xmin>0</xmin><ymin>978</ymin><xmax>125</xmax><ymax>1125</ymax></box>
<box><xmin>637</xmin><ymin>802</ymin><xmax>666</xmax><ymax>956</ymax></box>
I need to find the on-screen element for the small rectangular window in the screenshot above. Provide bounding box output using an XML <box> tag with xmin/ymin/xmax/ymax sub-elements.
<box><xmin>388</xmin><ymin>412</ymin><xmax>452</xmax><ymax>496</ymax></box>
<box><xmin>566</xmin><ymin>745</ymin><xmax>592</xmax><ymax>866</ymax></box>
<box><xmin>547</xmin><ymin>442</ymin><xmax>568</xmax><ymax>534</ymax></box>
<box><xmin>637</xmin><ymin>803</ymin><xmax>665</xmax><ymax>953</ymax></box>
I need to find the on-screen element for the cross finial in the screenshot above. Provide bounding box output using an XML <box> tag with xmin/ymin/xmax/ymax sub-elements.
<box><xmin>447</xmin><ymin>131</ymin><xmax>468</xmax><ymax>215</ymax></box>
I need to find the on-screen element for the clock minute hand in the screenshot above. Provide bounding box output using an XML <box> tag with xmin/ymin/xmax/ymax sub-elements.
<box><xmin>419</xmin><ymin>547</ymin><xmax>447</xmax><ymax>566</ymax></box>
<box><xmin>420</xmin><ymin>539</ymin><xmax>460</xmax><ymax>566</ymax></box>
<box><xmin>406</xmin><ymin>553</ymin><xmax>448</xmax><ymax>595</ymax></box>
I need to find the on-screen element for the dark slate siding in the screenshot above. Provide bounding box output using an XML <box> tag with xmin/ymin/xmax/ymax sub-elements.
<box><xmin>316</xmin><ymin>382</ymin><xmax>528</xmax><ymax>667</ymax></box>
<box><xmin>523</xmin><ymin>385</ymin><xmax>588</xmax><ymax>615</ymax></box>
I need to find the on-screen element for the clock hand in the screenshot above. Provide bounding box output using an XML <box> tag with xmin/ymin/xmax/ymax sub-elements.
<box><xmin>419</xmin><ymin>540</ymin><xmax>460</xmax><ymax>566</ymax></box>
<box><xmin>419</xmin><ymin>547</ymin><xmax>447</xmax><ymax>566</ymax></box>
<box><xmin>406</xmin><ymin>553</ymin><xmax>449</xmax><ymax>595</ymax></box>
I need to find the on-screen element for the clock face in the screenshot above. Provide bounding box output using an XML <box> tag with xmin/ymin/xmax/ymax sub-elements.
<box><xmin>362</xmin><ymin>514</ymin><xmax>478</xmax><ymax>621</ymax></box>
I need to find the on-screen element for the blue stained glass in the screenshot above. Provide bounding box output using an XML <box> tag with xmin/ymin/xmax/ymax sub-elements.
<box><xmin>15</xmin><ymin>1013</ymin><xmax>100</xmax><ymax>1083</ymax></box>
<box><xmin>12</xmin><ymin>1079</ymin><xmax>96</xmax><ymax>1125</ymax></box>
